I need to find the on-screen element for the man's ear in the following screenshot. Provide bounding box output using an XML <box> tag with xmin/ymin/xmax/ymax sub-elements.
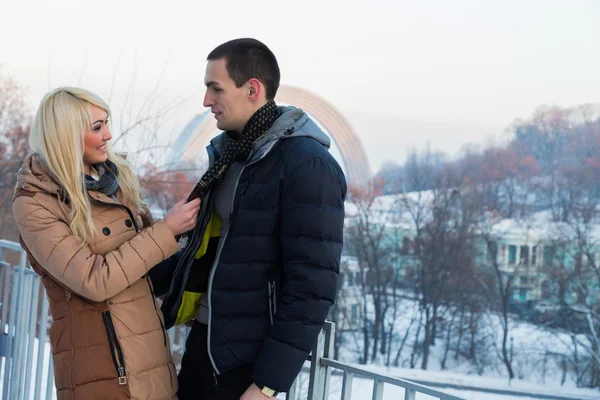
<box><xmin>247</xmin><ymin>78</ymin><xmax>262</xmax><ymax>100</ymax></box>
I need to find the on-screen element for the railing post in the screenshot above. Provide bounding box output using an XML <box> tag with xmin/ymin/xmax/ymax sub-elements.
<box><xmin>286</xmin><ymin>377</ymin><xmax>297</xmax><ymax>400</ymax></box>
<box><xmin>404</xmin><ymin>388</ymin><xmax>416</xmax><ymax>400</ymax></box>
<box><xmin>307</xmin><ymin>329</ymin><xmax>326</xmax><ymax>400</ymax></box>
<box><xmin>322</xmin><ymin>322</ymin><xmax>335</xmax><ymax>400</ymax></box>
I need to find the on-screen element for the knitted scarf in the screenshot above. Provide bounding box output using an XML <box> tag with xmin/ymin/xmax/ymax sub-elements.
<box><xmin>186</xmin><ymin>100</ymin><xmax>279</xmax><ymax>203</ymax></box>
<box><xmin>84</xmin><ymin>160</ymin><xmax>120</xmax><ymax>197</ymax></box>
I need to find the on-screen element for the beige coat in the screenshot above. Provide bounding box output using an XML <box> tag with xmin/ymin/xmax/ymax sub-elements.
<box><xmin>12</xmin><ymin>154</ymin><xmax>180</xmax><ymax>400</ymax></box>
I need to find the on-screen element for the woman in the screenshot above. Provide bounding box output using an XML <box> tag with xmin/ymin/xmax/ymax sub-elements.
<box><xmin>12</xmin><ymin>87</ymin><xmax>200</xmax><ymax>400</ymax></box>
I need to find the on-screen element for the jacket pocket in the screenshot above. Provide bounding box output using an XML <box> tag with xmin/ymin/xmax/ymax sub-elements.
<box><xmin>102</xmin><ymin>311</ymin><xmax>127</xmax><ymax>385</ymax></box>
<box><xmin>268</xmin><ymin>281</ymin><xmax>277</xmax><ymax>325</ymax></box>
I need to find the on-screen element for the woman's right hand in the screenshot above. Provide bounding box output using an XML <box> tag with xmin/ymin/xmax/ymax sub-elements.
<box><xmin>163</xmin><ymin>198</ymin><xmax>201</xmax><ymax>236</ymax></box>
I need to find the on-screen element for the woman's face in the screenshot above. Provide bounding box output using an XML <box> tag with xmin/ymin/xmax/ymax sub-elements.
<box><xmin>83</xmin><ymin>105</ymin><xmax>111</xmax><ymax>174</ymax></box>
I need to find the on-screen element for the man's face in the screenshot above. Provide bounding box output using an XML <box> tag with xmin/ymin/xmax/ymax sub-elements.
<box><xmin>203</xmin><ymin>58</ymin><xmax>252</xmax><ymax>132</ymax></box>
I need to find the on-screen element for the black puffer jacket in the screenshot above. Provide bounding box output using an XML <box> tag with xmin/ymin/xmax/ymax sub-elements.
<box><xmin>157</xmin><ymin>106</ymin><xmax>347</xmax><ymax>392</ymax></box>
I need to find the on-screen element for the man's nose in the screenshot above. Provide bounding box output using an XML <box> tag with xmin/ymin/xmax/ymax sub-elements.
<box><xmin>203</xmin><ymin>92</ymin><xmax>213</xmax><ymax>108</ymax></box>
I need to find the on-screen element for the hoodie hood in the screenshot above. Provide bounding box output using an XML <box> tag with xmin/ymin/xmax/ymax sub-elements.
<box><xmin>14</xmin><ymin>154</ymin><xmax>64</xmax><ymax>198</ymax></box>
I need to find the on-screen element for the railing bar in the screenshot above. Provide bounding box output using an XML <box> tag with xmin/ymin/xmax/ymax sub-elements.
<box><xmin>0</xmin><ymin>262</ymin><xmax>10</xmax><ymax>329</ymax></box>
<box><xmin>34</xmin><ymin>289</ymin><xmax>49</xmax><ymax>400</ymax></box>
<box><xmin>3</xmin><ymin>267</ymin><xmax>20</xmax><ymax>400</ymax></box>
<box><xmin>341</xmin><ymin>372</ymin><xmax>353</xmax><ymax>400</ymax></box>
<box><xmin>0</xmin><ymin>240</ymin><xmax>26</xmax><ymax>252</ymax></box>
<box><xmin>404</xmin><ymin>388</ymin><xmax>416</xmax><ymax>400</ymax></box>
<box><xmin>45</xmin><ymin>356</ymin><xmax>54</xmax><ymax>400</ymax></box>
<box><xmin>24</xmin><ymin>277</ymin><xmax>41</xmax><ymax>400</ymax></box>
<box><xmin>12</xmin><ymin>271</ymin><xmax>31</xmax><ymax>399</ymax></box>
<box><xmin>372</xmin><ymin>380</ymin><xmax>384</xmax><ymax>400</ymax></box>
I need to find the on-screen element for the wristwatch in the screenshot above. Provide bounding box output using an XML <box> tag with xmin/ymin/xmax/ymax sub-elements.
<box><xmin>260</xmin><ymin>385</ymin><xmax>279</xmax><ymax>398</ymax></box>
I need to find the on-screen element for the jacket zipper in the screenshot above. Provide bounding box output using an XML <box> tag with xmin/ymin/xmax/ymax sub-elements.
<box><xmin>102</xmin><ymin>311</ymin><xmax>127</xmax><ymax>385</ymax></box>
<box><xmin>206</xmin><ymin>139</ymin><xmax>279</xmax><ymax>376</ymax></box>
<box><xmin>268</xmin><ymin>281</ymin><xmax>277</xmax><ymax>325</ymax></box>
<box><xmin>272</xmin><ymin>281</ymin><xmax>277</xmax><ymax>315</ymax></box>
<box><xmin>146</xmin><ymin>278</ymin><xmax>168</xmax><ymax>347</ymax></box>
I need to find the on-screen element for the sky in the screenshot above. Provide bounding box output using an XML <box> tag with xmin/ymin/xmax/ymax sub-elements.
<box><xmin>1</xmin><ymin>0</ymin><xmax>599</xmax><ymax>174</ymax></box>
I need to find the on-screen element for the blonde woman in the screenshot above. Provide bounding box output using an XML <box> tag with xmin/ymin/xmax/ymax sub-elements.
<box><xmin>12</xmin><ymin>87</ymin><xmax>200</xmax><ymax>400</ymax></box>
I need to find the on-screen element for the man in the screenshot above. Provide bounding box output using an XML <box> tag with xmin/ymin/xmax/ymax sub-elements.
<box><xmin>157</xmin><ymin>38</ymin><xmax>347</xmax><ymax>400</ymax></box>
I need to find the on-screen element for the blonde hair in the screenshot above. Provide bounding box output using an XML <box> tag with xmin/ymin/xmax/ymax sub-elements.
<box><xmin>29</xmin><ymin>87</ymin><xmax>144</xmax><ymax>243</ymax></box>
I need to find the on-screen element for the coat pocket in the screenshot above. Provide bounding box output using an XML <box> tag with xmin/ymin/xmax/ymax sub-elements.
<box><xmin>102</xmin><ymin>311</ymin><xmax>127</xmax><ymax>385</ymax></box>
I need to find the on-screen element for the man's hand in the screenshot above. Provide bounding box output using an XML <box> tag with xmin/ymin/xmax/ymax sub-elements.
<box><xmin>240</xmin><ymin>383</ymin><xmax>273</xmax><ymax>399</ymax></box>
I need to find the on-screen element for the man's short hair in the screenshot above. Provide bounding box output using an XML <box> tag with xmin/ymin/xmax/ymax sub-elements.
<box><xmin>207</xmin><ymin>38</ymin><xmax>281</xmax><ymax>100</ymax></box>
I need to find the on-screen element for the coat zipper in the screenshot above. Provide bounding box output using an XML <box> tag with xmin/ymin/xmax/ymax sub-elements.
<box><xmin>206</xmin><ymin>139</ymin><xmax>279</xmax><ymax>376</ymax></box>
<box><xmin>102</xmin><ymin>311</ymin><xmax>127</xmax><ymax>385</ymax></box>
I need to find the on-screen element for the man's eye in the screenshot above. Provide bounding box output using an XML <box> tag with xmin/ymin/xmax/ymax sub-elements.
<box><xmin>214</xmin><ymin>87</ymin><xmax>222</xmax><ymax>93</ymax></box>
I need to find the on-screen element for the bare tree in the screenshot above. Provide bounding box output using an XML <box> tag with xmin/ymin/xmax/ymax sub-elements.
<box><xmin>0</xmin><ymin>73</ymin><xmax>31</xmax><ymax>241</ymax></box>
<box><xmin>401</xmin><ymin>149</ymin><xmax>479</xmax><ymax>370</ymax></box>
<box><xmin>344</xmin><ymin>178</ymin><xmax>399</xmax><ymax>364</ymax></box>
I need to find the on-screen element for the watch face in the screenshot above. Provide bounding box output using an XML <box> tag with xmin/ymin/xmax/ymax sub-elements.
<box><xmin>261</xmin><ymin>387</ymin><xmax>276</xmax><ymax>397</ymax></box>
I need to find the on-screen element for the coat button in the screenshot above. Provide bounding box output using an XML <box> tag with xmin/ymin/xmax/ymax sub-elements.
<box><xmin>102</xmin><ymin>227</ymin><xmax>111</xmax><ymax>236</ymax></box>
<box><xmin>125</xmin><ymin>219</ymin><xmax>133</xmax><ymax>228</ymax></box>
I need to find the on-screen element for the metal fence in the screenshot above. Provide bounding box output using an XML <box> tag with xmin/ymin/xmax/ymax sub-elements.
<box><xmin>0</xmin><ymin>239</ymin><xmax>464</xmax><ymax>400</ymax></box>
<box><xmin>293</xmin><ymin>321</ymin><xmax>465</xmax><ymax>400</ymax></box>
<box><xmin>0</xmin><ymin>239</ymin><xmax>53</xmax><ymax>400</ymax></box>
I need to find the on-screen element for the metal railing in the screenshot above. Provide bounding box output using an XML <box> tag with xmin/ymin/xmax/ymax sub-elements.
<box><xmin>0</xmin><ymin>239</ymin><xmax>54</xmax><ymax>400</ymax></box>
<box><xmin>288</xmin><ymin>321</ymin><xmax>465</xmax><ymax>400</ymax></box>
<box><xmin>1</xmin><ymin>238</ymin><xmax>464</xmax><ymax>400</ymax></box>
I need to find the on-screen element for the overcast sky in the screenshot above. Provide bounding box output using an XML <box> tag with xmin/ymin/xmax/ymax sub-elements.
<box><xmin>1</xmin><ymin>0</ymin><xmax>599</xmax><ymax>173</ymax></box>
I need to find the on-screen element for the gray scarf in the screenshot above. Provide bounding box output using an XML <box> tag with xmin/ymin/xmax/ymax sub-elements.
<box><xmin>84</xmin><ymin>160</ymin><xmax>120</xmax><ymax>197</ymax></box>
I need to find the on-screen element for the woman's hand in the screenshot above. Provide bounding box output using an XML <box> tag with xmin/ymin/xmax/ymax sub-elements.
<box><xmin>163</xmin><ymin>198</ymin><xmax>201</xmax><ymax>236</ymax></box>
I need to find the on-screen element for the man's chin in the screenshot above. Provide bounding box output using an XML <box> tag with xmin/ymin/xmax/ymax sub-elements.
<box><xmin>216</xmin><ymin>121</ymin><xmax>232</xmax><ymax>131</ymax></box>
